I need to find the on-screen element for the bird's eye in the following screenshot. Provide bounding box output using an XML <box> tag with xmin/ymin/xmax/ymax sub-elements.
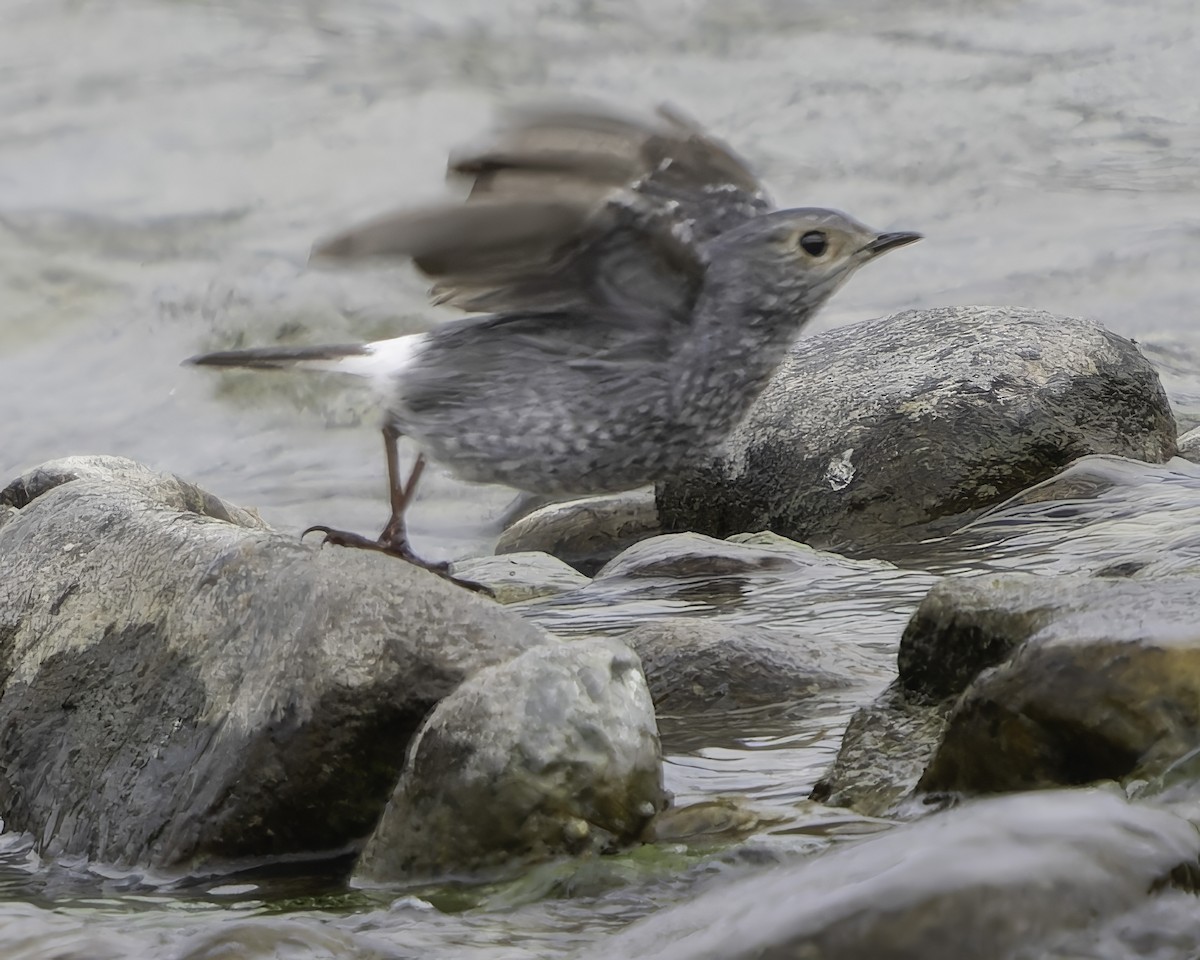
<box><xmin>799</xmin><ymin>231</ymin><xmax>828</xmax><ymax>257</ymax></box>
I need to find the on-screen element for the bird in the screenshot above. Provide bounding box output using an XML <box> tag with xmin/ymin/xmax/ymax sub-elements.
<box><xmin>187</xmin><ymin>102</ymin><xmax>920</xmax><ymax>587</ymax></box>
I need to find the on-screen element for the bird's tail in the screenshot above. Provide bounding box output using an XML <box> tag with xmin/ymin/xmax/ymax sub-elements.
<box><xmin>185</xmin><ymin>343</ymin><xmax>372</xmax><ymax>375</ymax></box>
<box><xmin>185</xmin><ymin>335</ymin><xmax>425</xmax><ymax>386</ymax></box>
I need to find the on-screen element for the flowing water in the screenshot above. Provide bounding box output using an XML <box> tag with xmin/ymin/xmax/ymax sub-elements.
<box><xmin>2</xmin><ymin>0</ymin><xmax>1199</xmax><ymax>955</ymax></box>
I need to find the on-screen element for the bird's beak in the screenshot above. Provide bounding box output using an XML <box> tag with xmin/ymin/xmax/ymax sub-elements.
<box><xmin>861</xmin><ymin>231</ymin><xmax>922</xmax><ymax>257</ymax></box>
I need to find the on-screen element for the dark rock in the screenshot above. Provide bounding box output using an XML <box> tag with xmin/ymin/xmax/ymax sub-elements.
<box><xmin>657</xmin><ymin>307</ymin><xmax>1176</xmax><ymax>557</ymax></box>
<box><xmin>353</xmin><ymin>638</ymin><xmax>663</xmax><ymax>884</ymax></box>
<box><xmin>896</xmin><ymin>576</ymin><xmax>1062</xmax><ymax>704</ymax></box>
<box><xmin>810</xmin><ymin>683</ymin><xmax>947</xmax><ymax>816</ymax></box>
<box><xmin>495</xmin><ymin>488</ymin><xmax>660</xmax><ymax>574</ymax></box>
<box><xmin>0</xmin><ymin>456</ymin><xmax>549</xmax><ymax>869</ymax></box>
<box><xmin>585</xmin><ymin>789</ymin><xmax>1200</xmax><ymax>960</ymax></box>
<box><xmin>918</xmin><ymin>575</ymin><xmax>1200</xmax><ymax>794</ymax></box>
<box><xmin>621</xmin><ymin>617</ymin><xmax>851</xmax><ymax>713</ymax></box>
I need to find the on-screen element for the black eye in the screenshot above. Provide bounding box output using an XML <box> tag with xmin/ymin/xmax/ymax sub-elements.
<box><xmin>799</xmin><ymin>231</ymin><xmax>828</xmax><ymax>257</ymax></box>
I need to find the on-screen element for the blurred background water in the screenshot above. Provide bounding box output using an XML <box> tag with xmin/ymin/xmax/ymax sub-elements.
<box><xmin>2</xmin><ymin>0</ymin><xmax>1199</xmax><ymax>956</ymax></box>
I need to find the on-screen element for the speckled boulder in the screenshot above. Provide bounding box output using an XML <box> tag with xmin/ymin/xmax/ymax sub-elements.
<box><xmin>657</xmin><ymin>307</ymin><xmax>1176</xmax><ymax>556</ymax></box>
<box><xmin>0</xmin><ymin>456</ymin><xmax>549</xmax><ymax>869</ymax></box>
<box><xmin>354</xmin><ymin>638</ymin><xmax>664</xmax><ymax>883</ymax></box>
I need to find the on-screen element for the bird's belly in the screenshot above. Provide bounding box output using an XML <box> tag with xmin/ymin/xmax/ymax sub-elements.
<box><xmin>397</xmin><ymin>406</ymin><xmax>712</xmax><ymax>496</ymax></box>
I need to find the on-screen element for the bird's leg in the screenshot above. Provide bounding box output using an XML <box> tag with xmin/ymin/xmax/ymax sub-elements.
<box><xmin>377</xmin><ymin>425</ymin><xmax>423</xmax><ymax>553</ymax></box>
<box><xmin>303</xmin><ymin>427</ymin><xmax>490</xmax><ymax>594</ymax></box>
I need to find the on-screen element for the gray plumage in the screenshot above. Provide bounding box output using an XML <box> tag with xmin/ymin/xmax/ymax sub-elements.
<box><xmin>188</xmin><ymin>103</ymin><xmax>920</xmax><ymax>569</ymax></box>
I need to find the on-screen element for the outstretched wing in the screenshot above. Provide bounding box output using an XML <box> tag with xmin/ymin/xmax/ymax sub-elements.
<box><xmin>312</xmin><ymin>102</ymin><xmax>773</xmax><ymax>329</ymax></box>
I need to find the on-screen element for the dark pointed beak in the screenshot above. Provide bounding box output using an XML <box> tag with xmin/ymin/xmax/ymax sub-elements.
<box><xmin>862</xmin><ymin>231</ymin><xmax>922</xmax><ymax>257</ymax></box>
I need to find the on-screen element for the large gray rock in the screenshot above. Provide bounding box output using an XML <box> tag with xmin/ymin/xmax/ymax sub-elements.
<box><xmin>657</xmin><ymin>307</ymin><xmax>1176</xmax><ymax>555</ymax></box>
<box><xmin>0</xmin><ymin>456</ymin><xmax>550</xmax><ymax>869</ymax></box>
<box><xmin>354</xmin><ymin>638</ymin><xmax>663</xmax><ymax>883</ymax></box>
<box><xmin>585</xmin><ymin>789</ymin><xmax>1200</xmax><ymax>960</ymax></box>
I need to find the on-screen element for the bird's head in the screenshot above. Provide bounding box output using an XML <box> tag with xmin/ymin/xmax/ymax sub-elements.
<box><xmin>704</xmin><ymin>207</ymin><xmax>921</xmax><ymax>310</ymax></box>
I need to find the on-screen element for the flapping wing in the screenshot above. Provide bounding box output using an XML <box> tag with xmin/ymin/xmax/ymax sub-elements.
<box><xmin>312</xmin><ymin>102</ymin><xmax>773</xmax><ymax>327</ymax></box>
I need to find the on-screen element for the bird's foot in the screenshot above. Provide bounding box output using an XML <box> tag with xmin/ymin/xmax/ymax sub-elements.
<box><xmin>301</xmin><ymin>525</ymin><xmax>492</xmax><ymax>596</ymax></box>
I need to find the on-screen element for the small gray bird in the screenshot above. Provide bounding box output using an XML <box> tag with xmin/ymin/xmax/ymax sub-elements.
<box><xmin>189</xmin><ymin>103</ymin><xmax>919</xmax><ymax>583</ymax></box>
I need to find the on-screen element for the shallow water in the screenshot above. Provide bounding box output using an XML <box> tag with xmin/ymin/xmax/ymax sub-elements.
<box><xmin>3</xmin><ymin>0</ymin><xmax>1200</xmax><ymax>955</ymax></box>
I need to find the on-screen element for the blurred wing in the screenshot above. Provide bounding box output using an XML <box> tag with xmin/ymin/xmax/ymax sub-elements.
<box><xmin>312</xmin><ymin>102</ymin><xmax>773</xmax><ymax>328</ymax></box>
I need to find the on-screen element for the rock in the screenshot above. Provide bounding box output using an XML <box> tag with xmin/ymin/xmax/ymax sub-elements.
<box><xmin>1178</xmin><ymin>426</ymin><xmax>1200</xmax><ymax>463</ymax></box>
<box><xmin>810</xmin><ymin>683</ymin><xmax>947</xmax><ymax>816</ymax></box>
<box><xmin>448</xmin><ymin>551</ymin><xmax>591</xmax><ymax>603</ymax></box>
<box><xmin>640</xmin><ymin>797</ymin><xmax>784</xmax><ymax>844</ymax></box>
<box><xmin>657</xmin><ymin>307</ymin><xmax>1176</xmax><ymax>556</ymax></box>
<box><xmin>924</xmin><ymin>454</ymin><xmax>1200</xmax><ymax>580</ymax></box>
<box><xmin>584</xmin><ymin>789</ymin><xmax>1200</xmax><ymax>960</ymax></box>
<box><xmin>896</xmin><ymin>575</ymin><xmax>1061</xmax><ymax>704</ymax></box>
<box><xmin>0</xmin><ymin>456</ymin><xmax>550</xmax><ymax>869</ymax></box>
<box><xmin>595</xmin><ymin>530</ymin><xmax>902</xmax><ymax>582</ymax></box>
<box><xmin>495</xmin><ymin>488</ymin><xmax>660</xmax><ymax>574</ymax></box>
<box><xmin>917</xmin><ymin>574</ymin><xmax>1200</xmax><ymax>794</ymax></box>
<box><xmin>353</xmin><ymin>638</ymin><xmax>664</xmax><ymax>884</ymax></box>
<box><xmin>1</xmin><ymin>455</ymin><xmax>269</xmax><ymax>530</ymax></box>
<box><xmin>621</xmin><ymin>617</ymin><xmax>851</xmax><ymax>713</ymax></box>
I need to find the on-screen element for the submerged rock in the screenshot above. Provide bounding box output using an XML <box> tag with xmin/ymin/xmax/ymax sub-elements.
<box><xmin>594</xmin><ymin>529</ymin><xmax>903</xmax><ymax>582</ymax></box>
<box><xmin>495</xmin><ymin>488</ymin><xmax>660</xmax><ymax>574</ymax></box>
<box><xmin>657</xmin><ymin>307</ymin><xmax>1176</xmax><ymax>556</ymax></box>
<box><xmin>354</xmin><ymin>638</ymin><xmax>664</xmax><ymax>884</ymax></box>
<box><xmin>0</xmin><ymin>456</ymin><xmax>550</xmax><ymax>869</ymax></box>
<box><xmin>621</xmin><ymin>617</ymin><xmax>851</xmax><ymax>713</ymax></box>
<box><xmin>585</xmin><ymin>789</ymin><xmax>1200</xmax><ymax>960</ymax></box>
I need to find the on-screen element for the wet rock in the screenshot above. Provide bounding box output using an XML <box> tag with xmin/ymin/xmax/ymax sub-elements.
<box><xmin>657</xmin><ymin>307</ymin><xmax>1176</xmax><ymax>557</ymax></box>
<box><xmin>448</xmin><ymin>551</ymin><xmax>591</xmax><ymax>603</ymax></box>
<box><xmin>918</xmin><ymin>574</ymin><xmax>1200</xmax><ymax>794</ymax></box>
<box><xmin>641</xmin><ymin>798</ymin><xmax>783</xmax><ymax>844</ymax></box>
<box><xmin>595</xmin><ymin>529</ymin><xmax>901</xmax><ymax>582</ymax></box>
<box><xmin>927</xmin><ymin>454</ymin><xmax>1200</xmax><ymax>580</ymax></box>
<box><xmin>1177</xmin><ymin>426</ymin><xmax>1200</xmax><ymax>463</ymax></box>
<box><xmin>621</xmin><ymin>617</ymin><xmax>851</xmax><ymax>713</ymax></box>
<box><xmin>0</xmin><ymin>456</ymin><xmax>550</xmax><ymax>869</ymax></box>
<box><xmin>495</xmin><ymin>488</ymin><xmax>660</xmax><ymax>574</ymax></box>
<box><xmin>896</xmin><ymin>574</ymin><xmax>1062</xmax><ymax>704</ymax></box>
<box><xmin>0</xmin><ymin>454</ymin><xmax>269</xmax><ymax>529</ymax></box>
<box><xmin>810</xmin><ymin>683</ymin><xmax>947</xmax><ymax>816</ymax></box>
<box><xmin>353</xmin><ymin>638</ymin><xmax>664</xmax><ymax>884</ymax></box>
<box><xmin>585</xmin><ymin>789</ymin><xmax>1200</xmax><ymax>960</ymax></box>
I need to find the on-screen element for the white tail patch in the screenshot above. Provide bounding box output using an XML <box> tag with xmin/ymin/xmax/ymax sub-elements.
<box><xmin>302</xmin><ymin>334</ymin><xmax>427</xmax><ymax>389</ymax></box>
